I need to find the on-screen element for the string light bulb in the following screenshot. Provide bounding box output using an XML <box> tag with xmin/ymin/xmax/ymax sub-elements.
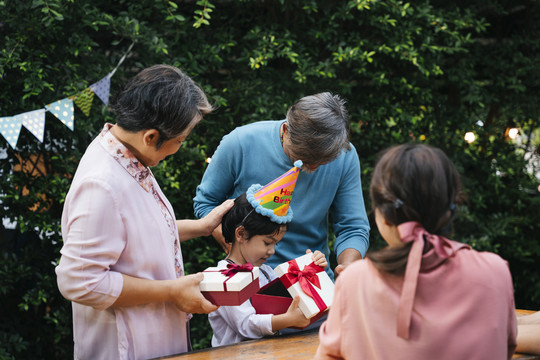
<box><xmin>507</xmin><ymin>128</ymin><xmax>519</xmax><ymax>140</ymax></box>
<box><xmin>206</xmin><ymin>157</ymin><xmax>212</xmax><ymax>164</ymax></box>
<box><xmin>464</xmin><ymin>132</ymin><xmax>476</xmax><ymax>143</ymax></box>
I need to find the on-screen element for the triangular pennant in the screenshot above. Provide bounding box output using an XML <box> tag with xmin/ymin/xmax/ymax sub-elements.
<box><xmin>90</xmin><ymin>73</ymin><xmax>112</xmax><ymax>106</ymax></box>
<box><xmin>45</xmin><ymin>98</ymin><xmax>75</xmax><ymax>131</ymax></box>
<box><xmin>73</xmin><ymin>88</ymin><xmax>95</xmax><ymax>116</ymax></box>
<box><xmin>19</xmin><ymin>109</ymin><xmax>46</xmax><ymax>142</ymax></box>
<box><xmin>0</xmin><ymin>116</ymin><xmax>23</xmax><ymax>149</ymax></box>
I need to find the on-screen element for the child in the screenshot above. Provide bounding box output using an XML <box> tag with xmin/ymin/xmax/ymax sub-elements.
<box><xmin>316</xmin><ymin>144</ymin><xmax>517</xmax><ymax>360</ymax></box>
<box><xmin>208</xmin><ymin>161</ymin><xmax>328</xmax><ymax>347</ymax></box>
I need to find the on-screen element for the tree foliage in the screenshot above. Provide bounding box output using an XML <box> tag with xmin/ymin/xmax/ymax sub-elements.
<box><xmin>1</xmin><ymin>0</ymin><xmax>539</xmax><ymax>357</ymax></box>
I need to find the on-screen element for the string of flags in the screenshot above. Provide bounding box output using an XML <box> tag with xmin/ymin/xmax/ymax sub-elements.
<box><xmin>0</xmin><ymin>42</ymin><xmax>134</xmax><ymax>150</ymax></box>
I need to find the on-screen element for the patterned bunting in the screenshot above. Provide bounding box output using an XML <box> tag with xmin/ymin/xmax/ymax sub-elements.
<box><xmin>45</xmin><ymin>98</ymin><xmax>75</xmax><ymax>131</ymax></box>
<box><xmin>90</xmin><ymin>73</ymin><xmax>112</xmax><ymax>106</ymax></box>
<box><xmin>0</xmin><ymin>116</ymin><xmax>23</xmax><ymax>149</ymax></box>
<box><xmin>19</xmin><ymin>109</ymin><xmax>46</xmax><ymax>142</ymax></box>
<box><xmin>73</xmin><ymin>88</ymin><xmax>95</xmax><ymax>116</ymax></box>
<box><xmin>0</xmin><ymin>42</ymin><xmax>134</xmax><ymax>151</ymax></box>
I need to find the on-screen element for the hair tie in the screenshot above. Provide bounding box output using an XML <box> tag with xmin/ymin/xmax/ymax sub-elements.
<box><xmin>394</xmin><ymin>198</ymin><xmax>404</xmax><ymax>209</ymax></box>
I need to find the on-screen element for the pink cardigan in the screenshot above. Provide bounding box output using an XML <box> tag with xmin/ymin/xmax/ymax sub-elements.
<box><xmin>316</xmin><ymin>231</ymin><xmax>517</xmax><ymax>359</ymax></box>
<box><xmin>56</xmin><ymin>125</ymin><xmax>188</xmax><ymax>360</ymax></box>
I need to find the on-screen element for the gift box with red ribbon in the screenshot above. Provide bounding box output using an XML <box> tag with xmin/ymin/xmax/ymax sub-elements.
<box><xmin>251</xmin><ymin>253</ymin><xmax>334</xmax><ymax>324</ymax></box>
<box><xmin>200</xmin><ymin>263</ymin><xmax>260</xmax><ymax>306</ymax></box>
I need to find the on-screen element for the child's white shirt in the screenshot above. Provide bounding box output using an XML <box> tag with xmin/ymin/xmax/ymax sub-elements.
<box><xmin>208</xmin><ymin>260</ymin><xmax>278</xmax><ymax>347</ymax></box>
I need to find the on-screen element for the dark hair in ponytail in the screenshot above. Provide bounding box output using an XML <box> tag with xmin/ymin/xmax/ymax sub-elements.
<box><xmin>367</xmin><ymin>144</ymin><xmax>465</xmax><ymax>274</ymax></box>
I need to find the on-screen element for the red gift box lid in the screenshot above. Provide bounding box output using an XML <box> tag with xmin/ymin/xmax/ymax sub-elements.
<box><xmin>203</xmin><ymin>279</ymin><xmax>259</xmax><ymax>306</ymax></box>
<box><xmin>200</xmin><ymin>265</ymin><xmax>260</xmax><ymax>306</ymax></box>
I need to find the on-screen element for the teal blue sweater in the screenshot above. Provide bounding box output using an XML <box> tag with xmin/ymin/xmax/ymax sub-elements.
<box><xmin>193</xmin><ymin>120</ymin><xmax>370</xmax><ymax>280</ymax></box>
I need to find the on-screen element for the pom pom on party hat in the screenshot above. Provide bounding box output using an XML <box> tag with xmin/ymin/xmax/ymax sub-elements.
<box><xmin>246</xmin><ymin>160</ymin><xmax>303</xmax><ymax>224</ymax></box>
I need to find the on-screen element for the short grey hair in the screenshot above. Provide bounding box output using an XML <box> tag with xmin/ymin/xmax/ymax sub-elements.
<box><xmin>286</xmin><ymin>92</ymin><xmax>351</xmax><ymax>165</ymax></box>
<box><xmin>111</xmin><ymin>64</ymin><xmax>212</xmax><ymax>148</ymax></box>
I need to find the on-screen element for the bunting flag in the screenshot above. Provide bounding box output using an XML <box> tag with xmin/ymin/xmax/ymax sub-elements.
<box><xmin>0</xmin><ymin>116</ymin><xmax>23</xmax><ymax>149</ymax></box>
<box><xmin>73</xmin><ymin>88</ymin><xmax>95</xmax><ymax>117</ymax></box>
<box><xmin>19</xmin><ymin>109</ymin><xmax>46</xmax><ymax>142</ymax></box>
<box><xmin>90</xmin><ymin>73</ymin><xmax>112</xmax><ymax>106</ymax></box>
<box><xmin>0</xmin><ymin>41</ymin><xmax>134</xmax><ymax>150</ymax></box>
<box><xmin>45</xmin><ymin>98</ymin><xmax>75</xmax><ymax>131</ymax></box>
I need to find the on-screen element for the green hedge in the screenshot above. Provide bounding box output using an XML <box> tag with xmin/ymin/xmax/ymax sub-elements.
<box><xmin>1</xmin><ymin>1</ymin><xmax>539</xmax><ymax>357</ymax></box>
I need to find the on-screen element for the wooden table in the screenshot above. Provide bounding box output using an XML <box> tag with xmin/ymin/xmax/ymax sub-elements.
<box><xmin>160</xmin><ymin>329</ymin><xmax>319</xmax><ymax>360</ymax></box>
<box><xmin>159</xmin><ymin>310</ymin><xmax>539</xmax><ymax>360</ymax></box>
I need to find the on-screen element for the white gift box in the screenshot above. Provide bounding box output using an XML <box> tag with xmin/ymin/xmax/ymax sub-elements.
<box><xmin>200</xmin><ymin>265</ymin><xmax>260</xmax><ymax>306</ymax></box>
<box><xmin>274</xmin><ymin>253</ymin><xmax>334</xmax><ymax>319</ymax></box>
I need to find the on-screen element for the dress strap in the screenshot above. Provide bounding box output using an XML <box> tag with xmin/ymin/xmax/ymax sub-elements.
<box><xmin>259</xmin><ymin>267</ymin><xmax>272</xmax><ymax>281</ymax></box>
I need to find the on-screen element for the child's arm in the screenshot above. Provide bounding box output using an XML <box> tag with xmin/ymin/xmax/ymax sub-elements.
<box><xmin>306</xmin><ymin>249</ymin><xmax>328</xmax><ymax>268</ymax></box>
<box><xmin>271</xmin><ymin>296</ymin><xmax>311</xmax><ymax>331</ymax></box>
<box><xmin>212</xmin><ymin>300</ymin><xmax>275</xmax><ymax>341</ymax></box>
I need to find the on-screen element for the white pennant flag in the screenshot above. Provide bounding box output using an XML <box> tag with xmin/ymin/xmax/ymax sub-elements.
<box><xmin>0</xmin><ymin>116</ymin><xmax>23</xmax><ymax>149</ymax></box>
<box><xmin>19</xmin><ymin>109</ymin><xmax>46</xmax><ymax>142</ymax></box>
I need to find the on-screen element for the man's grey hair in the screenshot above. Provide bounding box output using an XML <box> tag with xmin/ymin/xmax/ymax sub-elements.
<box><xmin>286</xmin><ymin>92</ymin><xmax>351</xmax><ymax>165</ymax></box>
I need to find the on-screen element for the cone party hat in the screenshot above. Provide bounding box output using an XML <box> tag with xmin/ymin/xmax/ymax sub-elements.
<box><xmin>246</xmin><ymin>160</ymin><xmax>303</xmax><ymax>224</ymax></box>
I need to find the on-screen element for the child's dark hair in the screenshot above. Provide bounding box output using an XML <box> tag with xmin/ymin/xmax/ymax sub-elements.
<box><xmin>222</xmin><ymin>193</ymin><xmax>287</xmax><ymax>243</ymax></box>
<box><xmin>367</xmin><ymin>143</ymin><xmax>465</xmax><ymax>274</ymax></box>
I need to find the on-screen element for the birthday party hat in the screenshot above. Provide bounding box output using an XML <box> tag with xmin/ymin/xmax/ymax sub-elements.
<box><xmin>246</xmin><ymin>160</ymin><xmax>303</xmax><ymax>224</ymax></box>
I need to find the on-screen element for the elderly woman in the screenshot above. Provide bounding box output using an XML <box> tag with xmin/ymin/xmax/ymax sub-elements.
<box><xmin>56</xmin><ymin>65</ymin><xmax>233</xmax><ymax>360</ymax></box>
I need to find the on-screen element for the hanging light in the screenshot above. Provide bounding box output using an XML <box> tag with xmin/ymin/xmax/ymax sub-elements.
<box><xmin>506</xmin><ymin>127</ymin><xmax>519</xmax><ymax>140</ymax></box>
<box><xmin>464</xmin><ymin>132</ymin><xmax>476</xmax><ymax>143</ymax></box>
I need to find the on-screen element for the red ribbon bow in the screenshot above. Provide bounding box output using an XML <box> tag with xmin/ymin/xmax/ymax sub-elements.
<box><xmin>281</xmin><ymin>259</ymin><xmax>327</xmax><ymax>313</ymax></box>
<box><xmin>285</xmin><ymin>261</ymin><xmax>322</xmax><ymax>294</ymax></box>
<box><xmin>220</xmin><ymin>262</ymin><xmax>254</xmax><ymax>278</ymax></box>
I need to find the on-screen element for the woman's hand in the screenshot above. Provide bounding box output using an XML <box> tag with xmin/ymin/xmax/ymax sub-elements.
<box><xmin>112</xmin><ymin>273</ymin><xmax>218</xmax><ymax>314</ymax></box>
<box><xmin>306</xmin><ymin>249</ymin><xmax>328</xmax><ymax>268</ymax></box>
<box><xmin>177</xmin><ymin>199</ymin><xmax>234</xmax><ymax>242</ymax></box>
<box><xmin>201</xmin><ymin>199</ymin><xmax>235</xmax><ymax>236</ymax></box>
<box><xmin>211</xmin><ymin>224</ymin><xmax>231</xmax><ymax>255</ymax></box>
<box><xmin>205</xmin><ymin>199</ymin><xmax>235</xmax><ymax>254</ymax></box>
<box><xmin>169</xmin><ymin>273</ymin><xmax>219</xmax><ymax>314</ymax></box>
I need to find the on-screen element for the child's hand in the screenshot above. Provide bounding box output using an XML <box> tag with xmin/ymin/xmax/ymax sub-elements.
<box><xmin>285</xmin><ymin>296</ymin><xmax>311</xmax><ymax>329</ymax></box>
<box><xmin>271</xmin><ymin>296</ymin><xmax>310</xmax><ymax>331</ymax></box>
<box><xmin>306</xmin><ymin>249</ymin><xmax>328</xmax><ymax>268</ymax></box>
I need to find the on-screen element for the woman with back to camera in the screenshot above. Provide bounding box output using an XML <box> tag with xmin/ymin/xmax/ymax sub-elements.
<box><xmin>316</xmin><ymin>143</ymin><xmax>517</xmax><ymax>360</ymax></box>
